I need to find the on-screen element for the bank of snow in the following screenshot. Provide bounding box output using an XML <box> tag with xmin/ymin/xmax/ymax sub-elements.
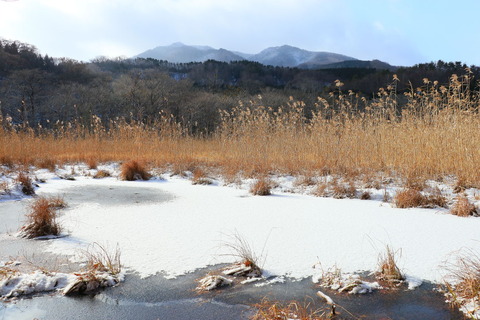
<box><xmin>37</xmin><ymin>175</ymin><xmax>480</xmax><ymax>284</ymax></box>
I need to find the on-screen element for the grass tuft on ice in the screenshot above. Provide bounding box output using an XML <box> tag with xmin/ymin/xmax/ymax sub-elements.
<box><xmin>19</xmin><ymin>196</ymin><xmax>66</xmax><ymax>239</ymax></box>
<box><xmin>221</xmin><ymin>231</ymin><xmax>264</xmax><ymax>278</ymax></box>
<box><xmin>120</xmin><ymin>160</ymin><xmax>151</xmax><ymax>181</ymax></box>
<box><xmin>376</xmin><ymin>245</ymin><xmax>405</xmax><ymax>283</ymax></box>
<box><xmin>63</xmin><ymin>243</ymin><xmax>123</xmax><ymax>295</ymax></box>
<box><xmin>443</xmin><ymin>249</ymin><xmax>480</xmax><ymax>319</ymax></box>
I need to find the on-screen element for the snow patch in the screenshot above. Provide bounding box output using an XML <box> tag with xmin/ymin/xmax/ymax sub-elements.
<box><xmin>405</xmin><ymin>274</ymin><xmax>423</xmax><ymax>290</ymax></box>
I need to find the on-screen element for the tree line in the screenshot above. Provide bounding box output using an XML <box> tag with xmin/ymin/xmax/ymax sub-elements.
<box><xmin>1</xmin><ymin>39</ymin><xmax>479</xmax><ymax>134</ymax></box>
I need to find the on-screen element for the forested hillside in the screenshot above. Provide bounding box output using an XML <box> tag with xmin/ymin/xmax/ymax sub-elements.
<box><xmin>1</xmin><ymin>39</ymin><xmax>479</xmax><ymax>134</ymax></box>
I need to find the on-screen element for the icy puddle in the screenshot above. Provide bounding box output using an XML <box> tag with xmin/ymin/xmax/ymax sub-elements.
<box><xmin>0</xmin><ymin>177</ymin><xmax>476</xmax><ymax>319</ymax></box>
<box><xmin>0</xmin><ymin>200</ymin><xmax>26</xmax><ymax>234</ymax></box>
<box><xmin>59</xmin><ymin>183</ymin><xmax>175</xmax><ymax>207</ymax></box>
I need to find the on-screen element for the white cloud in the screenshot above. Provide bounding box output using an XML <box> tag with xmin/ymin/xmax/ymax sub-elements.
<box><xmin>373</xmin><ymin>21</ymin><xmax>385</xmax><ymax>32</ymax></box>
<box><xmin>0</xmin><ymin>0</ymin><xmax>475</xmax><ymax>65</ymax></box>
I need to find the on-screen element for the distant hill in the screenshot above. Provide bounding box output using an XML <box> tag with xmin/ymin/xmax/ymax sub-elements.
<box><xmin>308</xmin><ymin>59</ymin><xmax>397</xmax><ymax>71</ymax></box>
<box><xmin>135</xmin><ymin>43</ymin><xmax>394</xmax><ymax>70</ymax></box>
<box><xmin>250</xmin><ymin>45</ymin><xmax>357</xmax><ymax>68</ymax></box>
<box><xmin>136</xmin><ymin>42</ymin><xmax>244</xmax><ymax>63</ymax></box>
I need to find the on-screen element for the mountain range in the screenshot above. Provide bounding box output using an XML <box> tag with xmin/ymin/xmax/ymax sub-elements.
<box><xmin>135</xmin><ymin>42</ymin><xmax>396</xmax><ymax>70</ymax></box>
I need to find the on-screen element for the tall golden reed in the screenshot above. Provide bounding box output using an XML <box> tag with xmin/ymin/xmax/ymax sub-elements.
<box><xmin>1</xmin><ymin>73</ymin><xmax>479</xmax><ymax>185</ymax></box>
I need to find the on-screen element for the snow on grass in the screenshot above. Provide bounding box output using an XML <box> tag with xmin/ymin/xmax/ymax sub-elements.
<box><xmin>0</xmin><ymin>268</ymin><xmax>124</xmax><ymax>300</ymax></box>
<box><xmin>0</xmin><ymin>270</ymin><xmax>76</xmax><ymax>299</ymax></box>
<box><xmin>34</xmin><ymin>172</ymin><xmax>480</xmax><ymax>285</ymax></box>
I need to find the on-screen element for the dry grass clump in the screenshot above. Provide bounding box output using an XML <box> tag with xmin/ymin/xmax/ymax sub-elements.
<box><xmin>394</xmin><ymin>188</ymin><xmax>447</xmax><ymax>209</ymax></box>
<box><xmin>83</xmin><ymin>243</ymin><xmax>122</xmax><ymax>276</ymax></box>
<box><xmin>86</xmin><ymin>157</ymin><xmax>98</xmax><ymax>170</ymax></box>
<box><xmin>250</xmin><ymin>177</ymin><xmax>272</xmax><ymax>196</ymax></box>
<box><xmin>191</xmin><ymin>167</ymin><xmax>213</xmax><ymax>185</ymax></box>
<box><xmin>222</xmin><ymin>232</ymin><xmax>263</xmax><ymax>275</ymax></box>
<box><xmin>443</xmin><ymin>249</ymin><xmax>480</xmax><ymax>316</ymax></box>
<box><xmin>424</xmin><ymin>186</ymin><xmax>448</xmax><ymax>208</ymax></box>
<box><xmin>293</xmin><ymin>175</ymin><xmax>316</xmax><ymax>187</ymax></box>
<box><xmin>360</xmin><ymin>191</ymin><xmax>371</xmax><ymax>200</ymax></box>
<box><xmin>16</xmin><ymin>172</ymin><xmax>35</xmax><ymax>195</ymax></box>
<box><xmin>450</xmin><ymin>195</ymin><xmax>478</xmax><ymax>217</ymax></box>
<box><xmin>377</xmin><ymin>246</ymin><xmax>404</xmax><ymax>283</ymax></box>
<box><xmin>404</xmin><ymin>172</ymin><xmax>427</xmax><ymax>191</ymax></box>
<box><xmin>312</xmin><ymin>182</ymin><xmax>328</xmax><ymax>197</ymax></box>
<box><xmin>0</xmin><ymin>266</ymin><xmax>19</xmax><ymax>281</ymax></box>
<box><xmin>120</xmin><ymin>160</ymin><xmax>151</xmax><ymax>181</ymax></box>
<box><xmin>36</xmin><ymin>158</ymin><xmax>56</xmax><ymax>172</ymax></box>
<box><xmin>454</xmin><ymin>177</ymin><xmax>476</xmax><ymax>193</ymax></box>
<box><xmin>93</xmin><ymin>170</ymin><xmax>111</xmax><ymax>179</ymax></box>
<box><xmin>312</xmin><ymin>178</ymin><xmax>357</xmax><ymax>199</ymax></box>
<box><xmin>332</xmin><ymin>180</ymin><xmax>356</xmax><ymax>199</ymax></box>
<box><xmin>64</xmin><ymin>243</ymin><xmax>122</xmax><ymax>295</ymax></box>
<box><xmin>251</xmin><ymin>299</ymin><xmax>328</xmax><ymax>320</ymax></box>
<box><xmin>47</xmin><ymin>195</ymin><xmax>67</xmax><ymax>209</ymax></box>
<box><xmin>394</xmin><ymin>189</ymin><xmax>425</xmax><ymax>208</ymax></box>
<box><xmin>0</xmin><ymin>155</ymin><xmax>14</xmax><ymax>168</ymax></box>
<box><xmin>362</xmin><ymin>173</ymin><xmax>383</xmax><ymax>190</ymax></box>
<box><xmin>19</xmin><ymin>196</ymin><xmax>65</xmax><ymax>239</ymax></box>
<box><xmin>221</xmin><ymin>166</ymin><xmax>241</xmax><ymax>185</ymax></box>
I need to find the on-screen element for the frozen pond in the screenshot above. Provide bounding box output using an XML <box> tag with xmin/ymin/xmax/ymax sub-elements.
<box><xmin>0</xmin><ymin>179</ymin><xmax>468</xmax><ymax>319</ymax></box>
<box><xmin>1</xmin><ymin>268</ymin><xmax>463</xmax><ymax>320</ymax></box>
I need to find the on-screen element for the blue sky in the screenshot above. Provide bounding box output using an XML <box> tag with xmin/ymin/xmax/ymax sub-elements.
<box><xmin>1</xmin><ymin>0</ymin><xmax>479</xmax><ymax>66</ymax></box>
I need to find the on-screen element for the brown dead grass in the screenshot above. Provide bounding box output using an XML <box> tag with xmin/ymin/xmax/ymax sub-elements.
<box><xmin>250</xmin><ymin>177</ymin><xmax>272</xmax><ymax>196</ymax></box>
<box><xmin>377</xmin><ymin>245</ymin><xmax>404</xmax><ymax>283</ymax></box>
<box><xmin>394</xmin><ymin>189</ymin><xmax>425</xmax><ymax>208</ymax></box>
<box><xmin>450</xmin><ymin>195</ymin><xmax>477</xmax><ymax>217</ymax></box>
<box><xmin>16</xmin><ymin>172</ymin><xmax>35</xmax><ymax>195</ymax></box>
<box><xmin>19</xmin><ymin>196</ymin><xmax>64</xmax><ymax>238</ymax></box>
<box><xmin>360</xmin><ymin>191</ymin><xmax>371</xmax><ymax>200</ymax></box>
<box><xmin>222</xmin><ymin>231</ymin><xmax>263</xmax><ymax>273</ymax></box>
<box><xmin>0</xmin><ymin>266</ymin><xmax>19</xmax><ymax>281</ymax></box>
<box><xmin>394</xmin><ymin>188</ymin><xmax>447</xmax><ymax>209</ymax></box>
<box><xmin>83</xmin><ymin>242</ymin><xmax>122</xmax><ymax>276</ymax></box>
<box><xmin>47</xmin><ymin>195</ymin><xmax>67</xmax><ymax>209</ymax></box>
<box><xmin>93</xmin><ymin>170</ymin><xmax>111</xmax><ymax>179</ymax></box>
<box><xmin>0</xmin><ymin>155</ymin><xmax>14</xmax><ymax>168</ymax></box>
<box><xmin>191</xmin><ymin>167</ymin><xmax>213</xmax><ymax>185</ymax></box>
<box><xmin>120</xmin><ymin>160</ymin><xmax>151</xmax><ymax>181</ymax></box>
<box><xmin>251</xmin><ymin>299</ymin><xmax>329</xmax><ymax>320</ymax></box>
<box><xmin>312</xmin><ymin>182</ymin><xmax>328</xmax><ymax>197</ymax></box>
<box><xmin>87</xmin><ymin>157</ymin><xmax>98</xmax><ymax>170</ymax></box>
<box><xmin>404</xmin><ymin>172</ymin><xmax>427</xmax><ymax>191</ymax></box>
<box><xmin>63</xmin><ymin>242</ymin><xmax>122</xmax><ymax>296</ymax></box>
<box><xmin>293</xmin><ymin>175</ymin><xmax>316</xmax><ymax>187</ymax></box>
<box><xmin>332</xmin><ymin>180</ymin><xmax>357</xmax><ymax>199</ymax></box>
<box><xmin>1</xmin><ymin>74</ymin><xmax>480</xmax><ymax>186</ymax></box>
<box><xmin>443</xmin><ymin>249</ymin><xmax>480</xmax><ymax>315</ymax></box>
<box><xmin>36</xmin><ymin>158</ymin><xmax>56</xmax><ymax>172</ymax></box>
<box><xmin>424</xmin><ymin>186</ymin><xmax>448</xmax><ymax>208</ymax></box>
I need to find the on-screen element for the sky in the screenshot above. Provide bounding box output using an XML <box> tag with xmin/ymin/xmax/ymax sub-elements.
<box><xmin>1</xmin><ymin>0</ymin><xmax>480</xmax><ymax>66</ymax></box>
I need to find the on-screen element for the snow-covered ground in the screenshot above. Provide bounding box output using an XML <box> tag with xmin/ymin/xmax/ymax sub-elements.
<box><xmin>10</xmin><ymin>165</ymin><xmax>475</xmax><ymax>283</ymax></box>
<box><xmin>1</xmin><ymin>164</ymin><xmax>480</xmax><ymax>316</ymax></box>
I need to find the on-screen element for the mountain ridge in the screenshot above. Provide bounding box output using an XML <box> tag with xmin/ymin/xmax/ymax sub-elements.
<box><xmin>135</xmin><ymin>43</ymin><xmax>395</xmax><ymax>70</ymax></box>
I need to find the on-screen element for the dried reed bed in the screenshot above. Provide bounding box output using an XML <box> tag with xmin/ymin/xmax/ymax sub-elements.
<box><xmin>1</xmin><ymin>73</ymin><xmax>480</xmax><ymax>184</ymax></box>
<box><xmin>251</xmin><ymin>298</ymin><xmax>329</xmax><ymax>320</ymax></box>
